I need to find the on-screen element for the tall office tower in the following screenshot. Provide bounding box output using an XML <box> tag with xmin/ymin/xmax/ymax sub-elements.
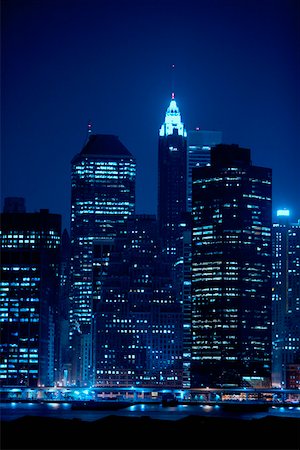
<box><xmin>191</xmin><ymin>144</ymin><xmax>272</xmax><ymax>388</ymax></box>
<box><xmin>187</xmin><ymin>129</ymin><xmax>223</xmax><ymax>212</ymax></box>
<box><xmin>158</xmin><ymin>93</ymin><xmax>187</xmax><ymax>261</ymax></box>
<box><xmin>183</xmin><ymin>128</ymin><xmax>222</xmax><ymax>387</ymax></box>
<box><xmin>94</xmin><ymin>215</ymin><xmax>183</xmax><ymax>387</ymax></box>
<box><xmin>70</xmin><ymin>133</ymin><xmax>136</xmax><ymax>385</ymax></box>
<box><xmin>272</xmin><ymin>210</ymin><xmax>300</xmax><ymax>388</ymax></box>
<box><xmin>0</xmin><ymin>199</ymin><xmax>61</xmax><ymax>387</ymax></box>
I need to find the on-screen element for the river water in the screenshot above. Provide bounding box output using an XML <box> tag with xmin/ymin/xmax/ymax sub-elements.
<box><xmin>1</xmin><ymin>401</ymin><xmax>300</xmax><ymax>422</ymax></box>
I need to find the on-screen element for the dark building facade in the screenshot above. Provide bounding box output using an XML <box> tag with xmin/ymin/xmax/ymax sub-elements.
<box><xmin>57</xmin><ymin>229</ymin><xmax>72</xmax><ymax>386</ymax></box>
<box><xmin>158</xmin><ymin>93</ymin><xmax>187</xmax><ymax>261</ymax></box>
<box><xmin>272</xmin><ymin>211</ymin><xmax>300</xmax><ymax>388</ymax></box>
<box><xmin>0</xmin><ymin>198</ymin><xmax>61</xmax><ymax>387</ymax></box>
<box><xmin>191</xmin><ymin>144</ymin><xmax>272</xmax><ymax>388</ymax></box>
<box><xmin>187</xmin><ymin>129</ymin><xmax>223</xmax><ymax>212</ymax></box>
<box><xmin>181</xmin><ymin>213</ymin><xmax>193</xmax><ymax>388</ymax></box>
<box><xmin>70</xmin><ymin>133</ymin><xmax>136</xmax><ymax>385</ymax></box>
<box><xmin>183</xmin><ymin>128</ymin><xmax>223</xmax><ymax>387</ymax></box>
<box><xmin>94</xmin><ymin>215</ymin><xmax>183</xmax><ymax>387</ymax></box>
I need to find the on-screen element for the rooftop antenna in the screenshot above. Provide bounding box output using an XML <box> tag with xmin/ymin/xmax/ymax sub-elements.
<box><xmin>171</xmin><ymin>63</ymin><xmax>175</xmax><ymax>99</ymax></box>
<box><xmin>86</xmin><ymin>120</ymin><xmax>92</xmax><ymax>143</ymax></box>
<box><xmin>87</xmin><ymin>120</ymin><xmax>92</xmax><ymax>136</ymax></box>
<box><xmin>82</xmin><ymin>120</ymin><xmax>93</xmax><ymax>146</ymax></box>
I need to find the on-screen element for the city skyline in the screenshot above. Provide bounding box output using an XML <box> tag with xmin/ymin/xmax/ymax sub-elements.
<box><xmin>2</xmin><ymin>0</ymin><xmax>300</xmax><ymax>232</ymax></box>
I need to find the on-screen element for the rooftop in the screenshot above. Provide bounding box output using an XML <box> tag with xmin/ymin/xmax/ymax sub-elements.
<box><xmin>80</xmin><ymin>134</ymin><xmax>133</xmax><ymax>157</ymax></box>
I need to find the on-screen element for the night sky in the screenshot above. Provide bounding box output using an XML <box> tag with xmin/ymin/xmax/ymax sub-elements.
<box><xmin>2</xmin><ymin>0</ymin><xmax>300</xmax><ymax>232</ymax></box>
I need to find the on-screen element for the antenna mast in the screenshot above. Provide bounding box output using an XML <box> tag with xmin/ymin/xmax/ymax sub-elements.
<box><xmin>87</xmin><ymin>120</ymin><xmax>92</xmax><ymax>137</ymax></box>
<box><xmin>171</xmin><ymin>63</ymin><xmax>175</xmax><ymax>99</ymax></box>
<box><xmin>83</xmin><ymin>120</ymin><xmax>93</xmax><ymax>146</ymax></box>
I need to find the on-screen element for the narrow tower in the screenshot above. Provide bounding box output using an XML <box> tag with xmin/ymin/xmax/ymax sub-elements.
<box><xmin>157</xmin><ymin>93</ymin><xmax>187</xmax><ymax>261</ymax></box>
<box><xmin>272</xmin><ymin>210</ymin><xmax>300</xmax><ymax>388</ymax></box>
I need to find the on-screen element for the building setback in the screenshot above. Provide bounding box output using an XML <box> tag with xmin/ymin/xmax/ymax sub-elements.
<box><xmin>94</xmin><ymin>215</ymin><xmax>183</xmax><ymax>387</ymax></box>
<box><xmin>0</xmin><ymin>198</ymin><xmax>61</xmax><ymax>387</ymax></box>
<box><xmin>70</xmin><ymin>133</ymin><xmax>136</xmax><ymax>385</ymax></box>
<box><xmin>191</xmin><ymin>144</ymin><xmax>272</xmax><ymax>388</ymax></box>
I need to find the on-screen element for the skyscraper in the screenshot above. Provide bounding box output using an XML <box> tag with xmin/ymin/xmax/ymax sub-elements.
<box><xmin>191</xmin><ymin>144</ymin><xmax>272</xmax><ymax>388</ymax></box>
<box><xmin>69</xmin><ymin>133</ymin><xmax>136</xmax><ymax>385</ymax></box>
<box><xmin>183</xmin><ymin>128</ymin><xmax>223</xmax><ymax>386</ymax></box>
<box><xmin>272</xmin><ymin>210</ymin><xmax>300</xmax><ymax>388</ymax></box>
<box><xmin>0</xmin><ymin>199</ymin><xmax>61</xmax><ymax>387</ymax></box>
<box><xmin>187</xmin><ymin>129</ymin><xmax>223</xmax><ymax>212</ymax></box>
<box><xmin>94</xmin><ymin>215</ymin><xmax>183</xmax><ymax>387</ymax></box>
<box><xmin>157</xmin><ymin>93</ymin><xmax>187</xmax><ymax>261</ymax></box>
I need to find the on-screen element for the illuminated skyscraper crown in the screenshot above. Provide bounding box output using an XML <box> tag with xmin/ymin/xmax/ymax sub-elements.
<box><xmin>159</xmin><ymin>93</ymin><xmax>187</xmax><ymax>137</ymax></box>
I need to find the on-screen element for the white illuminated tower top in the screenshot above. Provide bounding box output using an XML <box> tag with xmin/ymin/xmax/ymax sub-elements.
<box><xmin>159</xmin><ymin>93</ymin><xmax>187</xmax><ymax>137</ymax></box>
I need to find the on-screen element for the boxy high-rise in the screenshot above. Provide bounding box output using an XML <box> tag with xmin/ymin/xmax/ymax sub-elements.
<box><xmin>191</xmin><ymin>144</ymin><xmax>272</xmax><ymax>388</ymax></box>
<box><xmin>0</xmin><ymin>198</ymin><xmax>61</xmax><ymax>387</ymax></box>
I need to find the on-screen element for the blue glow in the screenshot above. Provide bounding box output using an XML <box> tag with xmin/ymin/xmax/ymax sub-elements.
<box><xmin>277</xmin><ymin>209</ymin><xmax>290</xmax><ymax>217</ymax></box>
<box><xmin>159</xmin><ymin>97</ymin><xmax>187</xmax><ymax>137</ymax></box>
<box><xmin>129</xmin><ymin>405</ymin><xmax>137</xmax><ymax>411</ymax></box>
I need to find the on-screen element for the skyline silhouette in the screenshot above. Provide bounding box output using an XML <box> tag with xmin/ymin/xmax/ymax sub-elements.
<box><xmin>2</xmin><ymin>0</ymin><xmax>299</xmax><ymax>231</ymax></box>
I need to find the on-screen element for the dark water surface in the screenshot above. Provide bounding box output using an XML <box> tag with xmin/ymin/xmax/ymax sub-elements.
<box><xmin>1</xmin><ymin>402</ymin><xmax>300</xmax><ymax>449</ymax></box>
<box><xmin>1</xmin><ymin>401</ymin><xmax>300</xmax><ymax>421</ymax></box>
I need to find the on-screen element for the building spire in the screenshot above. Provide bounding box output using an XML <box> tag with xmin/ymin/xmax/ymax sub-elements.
<box><xmin>159</xmin><ymin>64</ymin><xmax>186</xmax><ymax>137</ymax></box>
<box><xmin>171</xmin><ymin>64</ymin><xmax>175</xmax><ymax>99</ymax></box>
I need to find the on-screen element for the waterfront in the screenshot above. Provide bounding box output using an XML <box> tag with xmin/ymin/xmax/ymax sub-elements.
<box><xmin>1</xmin><ymin>401</ymin><xmax>300</xmax><ymax>449</ymax></box>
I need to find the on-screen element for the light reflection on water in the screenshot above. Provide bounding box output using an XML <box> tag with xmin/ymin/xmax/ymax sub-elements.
<box><xmin>47</xmin><ymin>403</ymin><xmax>60</xmax><ymax>409</ymax></box>
<box><xmin>1</xmin><ymin>402</ymin><xmax>300</xmax><ymax>422</ymax></box>
<box><xmin>202</xmin><ymin>405</ymin><xmax>213</xmax><ymax>411</ymax></box>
